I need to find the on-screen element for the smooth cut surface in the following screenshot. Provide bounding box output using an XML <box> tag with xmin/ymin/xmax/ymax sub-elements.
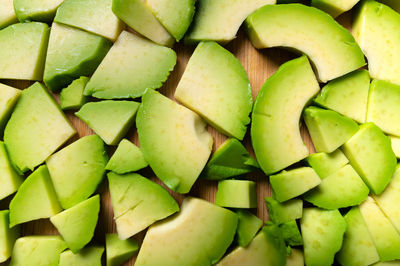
<box><xmin>13</xmin><ymin>0</ymin><xmax>64</xmax><ymax>22</ymax></box>
<box><xmin>0</xmin><ymin>0</ymin><xmax>17</xmax><ymax>29</ymax></box>
<box><xmin>235</xmin><ymin>210</ymin><xmax>263</xmax><ymax>247</ymax></box>
<box><xmin>306</xmin><ymin>150</ymin><xmax>349</xmax><ymax>179</ymax></box>
<box><xmin>59</xmin><ymin>247</ymin><xmax>104</xmax><ymax>266</ymax></box>
<box><xmin>60</xmin><ymin>76</ymin><xmax>89</xmax><ymax>110</ymax></box>
<box><xmin>106</xmin><ymin>234</ymin><xmax>138</xmax><ymax>266</ymax></box>
<box><xmin>0</xmin><ymin>142</ymin><xmax>23</xmax><ymax>201</ymax></box>
<box><xmin>0</xmin><ymin>84</ymin><xmax>21</xmax><ymax>133</ymax></box>
<box><xmin>215</xmin><ymin>180</ymin><xmax>257</xmax><ymax>208</ymax></box>
<box><xmin>0</xmin><ymin>210</ymin><xmax>19</xmax><ymax>263</ymax></box>
<box><xmin>311</xmin><ymin>0</ymin><xmax>360</xmax><ymax>17</ymax></box>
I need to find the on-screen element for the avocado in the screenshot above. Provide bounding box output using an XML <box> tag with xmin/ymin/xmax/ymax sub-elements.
<box><xmin>0</xmin><ymin>142</ymin><xmax>23</xmax><ymax>201</ymax></box>
<box><xmin>0</xmin><ymin>0</ymin><xmax>17</xmax><ymax>29</ymax></box>
<box><xmin>0</xmin><ymin>22</ymin><xmax>49</xmax><ymax>80</ymax></box>
<box><xmin>46</xmin><ymin>135</ymin><xmax>108</xmax><ymax>209</ymax></box>
<box><xmin>280</xmin><ymin>220</ymin><xmax>303</xmax><ymax>246</ymax></box>
<box><xmin>390</xmin><ymin>136</ymin><xmax>400</xmax><ymax>158</ymax></box>
<box><xmin>135</xmin><ymin>197</ymin><xmax>238</xmax><ymax>266</ymax></box>
<box><xmin>342</xmin><ymin>122</ymin><xmax>397</xmax><ymax>194</ymax></box>
<box><xmin>136</xmin><ymin>89</ymin><xmax>213</xmax><ymax>194</ymax></box>
<box><xmin>373</xmin><ymin>261</ymin><xmax>400</xmax><ymax>265</ymax></box>
<box><xmin>286</xmin><ymin>249</ymin><xmax>304</xmax><ymax>266</ymax></box>
<box><xmin>60</xmin><ymin>77</ymin><xmax>89</xmax><ymax>110</ymax></box>
<box><xmin>108</xmin><ymin>172</ymin><xmax>179</xmax><ymax>240</ymax></box>
<box><xmin>0</xmin><ymin>84</ymin><xmax>20</xmax><ymax>134</ymax></box>
<box><xmin>215</xmin><ymin>180</ymin><xmax>257</xmax><ymax>208</ymax></box>
<box><xmin>269</xmin><ymin>167</ymin><xmax>321</xmax><ymax>202</ymax></box>
<box><xmin>380</xmin><ymin>0</ymin><xmax>400</xmax><ymax>12</ymax></box>
<box><xmin>306</xmin><ymin>150</ymin><xmax>349</xmax><ymax>179</ymax></box>
<box><xmin>75</xmin><ymin>101</ymin><xmax>139</xmax><ymax>145</ymax></box>
<box><xmin>13</xmin><ymin>0</ymin><xmax>63</xmax><ymax>22</ymax></box>
<box><xmin>0</xmin><ymin>210</ymin><xmax>19</xmax><ymax>263</ymax></box>
<box><xmin>59</xmin><ymin>247</ymin><xmax>104</xmax><ymax>266</ymax></box>
<box><xmin>251</xmin><ymin>56</ymin><xmax>319</xmax><ymax>175</ymax></box>
<box><xmin>105</xmin><ymin>234</ymin><xmax>138</xmax><ymax>266</ymax></box>
<box><xmin>175</xmin><ymin>41</ymin><xmax>253</xmax><ymax>140</ymax></box>
<box><xmin>311</xmin><ymin>0</ymin><xmax>360</xmax><ymax>18</ymax></box>
<box><xmin>235</xmin><ymin>210</ymin><xmax>263</xmax><ymax>247</ymax></box>
<box><xmin>265</xmin><ymin>197</ymin><xmax>303</xmax><ymax>225</ymax></box>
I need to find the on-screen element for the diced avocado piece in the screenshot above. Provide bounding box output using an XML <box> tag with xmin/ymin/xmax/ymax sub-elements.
<box><xmin>0</xmin><ymin>210</ymin><xmax>19</xmax><ymax>263</ymax></box>
<box><xmin>0</xmin><ymin>22</ymin><xmax>49</xmax><ymax>80</ymax></box>
<box><xmin>105</xmin><ymin>139</ymin><xmax>147</xmax><ymax>174</ymax></box>
<box><xmin>304</xmin><ymin>164</ymin><xmax>369</xmax><ymax>209</ymax></box>
<box><xmin>185</xmin><ymin>0</ymin><xmax>275</xmax><ymax>44</ymax></box>
<box><xmin>111</xmin><ymin>0</ymin><xmax>174</xmax><ymax>46</ymax></box>
<box><xmin>44</xmin><ymin>23</ymin><xmax>112</xmax><ymax>92</ymax></box>
<box><xmin>379</xmin><ymin>0</ymin><xmax>400</xmax><ymax>12</ymax></box>
<box><xmin>280</xmin><ymin>220</ymin><xmax>303</xmax><ymax>246</ymax></box>
<box><xmin>235</xmin><ymin>210</ymin><xmax>263</xmax><ymax>247</ymax></box>
<box><xmin>50</xmin><ymin>195</ymin><xmax>100</xmax><ymax>253</ymax></box>
<box><xmin>390</xmin><ymin>136</ymin><xmax>400</xmax><ymax>158</ymax></box>
<box><xmin>306</xmin><ymin>150</ymin><xmax>349</xmax><ymax>179</ymax></box>
<box><xmin>13</xmin><ymin>0</ymin><xmax>64</xmax><ymax>22</ymax></box>
<box><xmin>136</xmin><ymin>197</ymin><xmax>238</xmax><ymax>265</ymax></box>
<box><xmin>343</xmin><ymin>123</ymin><xmax>396</xmax><ymax>194</ymax></box>
<box><xmin>75</xmin><ymin>101</ymin><xmax>139</xmax><ymax>145</ymax></box>
<box><xmin>136</xmin><ymin>89</ymin><xmax>213</xmax><ymax>193</ymax></box>
<box><xmin>311</xmin><ymin>0</ymin><xmax>360</xmax><ymax>18</ymax></box>
<box><xmin>84</xmin><ymin>31</ymin><xmax>176</xmax><ymax>99</ymax></box>
<box><xmin>286</xmin><ymin>249</ymin><xmax>304</xmax><ymax>266</ymax></box>
<box><xmin>0</xmin><ymin>84</ymin><xmax>20</xmax><ymax>134</ymax></box>
<box><xmin>60</xmin><ymin>77</ymin><xmax>89</xmax><ymax>110</ymax></box>
<box><xmin>270</xmin><ymin>167</ymin><xmax>321</xmax><ymax>202</ymax></box>
<box><xmin>108</xmin><ymin>172</ymin><xmax>179</xmax><ymax>239</ymax></box>
<box><xmin>215</xmin><ymin>180</ymin><xmax>257</xmax><ymax>208</ymax></box>
<box><xmin>175</xmin><ymin>42</ymin><xmax>252</xmax><ymax>140</ymax></box>
<box><xmin>265</xmin><ymin>197</ymin><xmax>303</xmax><ymax>225</ymax></box>
<box><xmin>0</xmin><ymin>0</ymin><xmax>17</xmax><ymax>29</ymax></box>
<box><xmin>10</xmin><ymin>236</ymin><xmax>67</xmax><ymax>266</ymax></box>
<box><xmin>360</xmin><ymin>197</ymin><xmax>400</xmax><ymax>261</ymax></box>
<box><xmin>252</xmin><ymin>56</ymin><xmax>319</xmax><ymax>175</ymax></box>
<box><xmin>106</xmin><ymin>234</ymin><xmax>138</xmax><ymax>266</ymax></box>
<box><xmin>0</xmin><ymin>142</ymin><xmax>23</xmax><ymax>201</ymax></box>
<box><xmin>59</xmin><ymin>247</ymin><xmax>104</xmax><ymax>266</ymax></box>
<box><xmin>314</xmin><ymin>69</ymin><xmax>370</xmax><ymax>123</ymax></box>
<box><xmin>301</xmin><ymin>208</ymin><xmax>346</xmax><ymax>266</ymax></box>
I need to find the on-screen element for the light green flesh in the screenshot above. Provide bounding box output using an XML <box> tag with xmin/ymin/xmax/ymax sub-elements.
<box><xmin>136</xmin><ymin>197</ymin><xmax>238</xmax><ymax>266</ymax></box>
<box><xmin>270</xmin><ymin>167</ymin><xmax>321</xmax><ymax>202</ymax></box>
<box><xmin>337</xmin><ymin>207</ymin><xmax>380</xmax><ymax>266</ymax></box>
<box><xmin>0</xmin><ymin>210</ymin><xmax>19</xmax><ymax>263</ymax></box>
<box><xmin>280</xmin><ymin>220</ymin><xmax>303</xmax><ymax>246</ymax></box>
<box><xmin>106</xmin><ymin>234</ymin><xmax>138</xmax><ymax>266</ymax></box>
<box><xmin>373</xmin><ymin>261</ymin><xmax>400</xmax><ymax>265</ymax></box>
<box><xmin>60</xmin><ymin>77</ymin><xmax>89</xmax><ymax>110</ymax></box>
<box><xmin>0</xmin><ymin>84</ymin><xmax>20</xmax><ymax>134</ymax></box>
<box><xmin>105</xmin><ymin>139</ymin><xmax>148</xmax><ymax>174</ymax></box>
<box><xmin>252</xmin><ymin>56</ymin><xmax>319</xmax><ymax>175</ymax></box>
<box><xmin>0</xmin><ymin>142</ymin><xmax>23</xmax><ymax>201</ymax></box>
<box><xmin>137</xmin><ymin>90</ymin><xmax>213</xmax><ymax>194</ymax></box>
<box><xmin>301</xmin><ymin>208</ymin><xmax>346</xmax><ymax>266</ymax></box>
<box><xmin>246</xmin><ymin>4</ymin><xmax>365</xmax><ymax>82</ymax></box>
<box><xmin>343</xmin><ymin>122</ymin><xmax>397</xmax><ymax>194</ymax></box>
<box><xmin>75</xmin><ymin>100</ymin><xmax>139</xmax><ymax>145</ymax></box>
<box><xmin>0</xmin><ymin>22</ymin><xmax>49</xmax><ymax>80</ymax></box>
<box><xmin>108</xmin><ymin>172</ymin><xmax>179</xmax><ymax>240</ymax></box>
<box><xmin>360</xmin><ymin>197</ymin><xmax>400</xmax><ymax>261</ymax></box>
<box><xmin>54</xmin><ymin>0</ymin><xmax>123</xmax><ymax>41</ymax></box>
<box><xmin>390</xmin><ymin>136</ymin><xmax>400</xmax><ymax>158</ymax></box>
<box><xmin>0</xmin><ymin>0</ymin><xmax>17</xmax><ymax>29</ymax></box>
<box><xmin>306</xmin><ymin>149</ymin><xmax>349</xmax><ymax>179</ymax></box>
<box><xmin>44</xmin><ymin>22</ymin><xmax>112</xmax><ymax>92</ymax></box>
<box><xmin>59</xmin><ymin>247</ymin><xmax>104</xmax><ymax>266</ymax></box>
<box><xmin>265</xmin><ymin>197</ymin><xmax>303</xmax><ymax>225</ymax></box>
<box><xmin>235</xmin><ymin>210</ymin><xmax>263</xmax><ymax>247</ymax></box>
<box><xmin>215</xmin><ymin>180</ymin><xmax>257</xmax><ymax>208</ymax></box>
<box><xmin>112</xmin><ymin>0</ymin><xmax>174</xmax><ymax>46</ymax></box>
<box><xmin>380</xmin><ymin>0</ymin><xmax>400</xmax><ymax>13</ymax></box>
<box><xmin>185</xmin><ymin>0</ymin><xmax>275</xmax><ymax>43</ymax></box>
<box><xmin>311</xmin><ymin>0</ymin><xmax>360</xmax><ymax>18</ymax></box>
<box><xmin>50</xmin><ymin>195</ymin><xmax>100</xmax><ymax>253</ymax></box>
<box><xmin>304</xmin><ymin>164</ymin><xmax>369</xmax><ymax>209</ymax></box>
<box><xmin>175</xmin><ymin>42</ymin><xmax>252</xmax><ymax>140</ymax></box>
<box><xmin>286</xmin><ymin>249</ymin><xmax>304</xmax><ymax>266</ymax></box>
<box><xmin>13</xmin><ymin>0</ymin><xmax>63</xmax><ymax>22</ymax></box>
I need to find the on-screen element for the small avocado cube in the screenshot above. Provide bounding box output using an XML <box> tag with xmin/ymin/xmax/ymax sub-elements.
<box><xmin>0</xmin><ymin>210</ymin><xmax>19</xmax><ymax>263</ymax></box>
<box><xmin>13</xmin><ymin>0</ymin><xmax>63</xmax><ymax>22</ymax></box>
<box><xmin>60</xmin><ymin>77</ymin><xmax>89</xmax><ymax>110</ymax></box>
<box><xmin>0</xmin><ymin>84</ymin><xmax>20</xmax><ymax>134</ymax></box>
<box><xmin>306</xmin><ymin>149</ymin><xmax>349</xmax><ymax>179</ymax></box>
<box><xmin>279</xmin><ymin>220</ymin><xmax>303</xmax><ymax>246</ymax></box>
<box><xmin>0</xmin><ymin>142</ymin><xmax>23</xmax><ymax>201</ymax></box>
<box><xmin>265</xmin><ymin>197</ymin><xmax>303</xmax><ymax>225</ymax></box>
<box><xmin>311</xmin><ymin>0</ymin><xmax>360</xmax><ymax>18</ymax></box>
<box><xmin>286</xmin><ymin>248</ymin><xmax>304</xmax><ymax>266</ymax></box>
<box><xmin>106</xmin><ymin>234</ymin><xmax>138</xmax><ymax>266</ymax></box>
<box><xmin>0</xmin><ymin>0</ymin><xmax>17</xmax><ymax>29</ymax></box>
<box><xmin>216</xmin><ymin>180</ymin><xmax>257</xmax><ymax>208</ymax></box>
<box><xmin>235</xmin><ymin>210</ymin><xmax>263</xmax><ymax>247</ymax></box>
<box><xmin>59</xmin><ymin>247</ymin><xmax>104</xmax><ymax>266</ymax></box>
<box><xmin>390</xmin><ymin>136</ymin><xmax>400</xmax><ymax>158</ymax></box>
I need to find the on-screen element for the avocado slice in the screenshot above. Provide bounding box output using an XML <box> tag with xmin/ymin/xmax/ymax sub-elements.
<box><xmin>175</xmin><ymin>41</ymin><xmax>253</xmax><ymax>140</ymax></box>
<box><xmin>60</xmin><ymin>77</ymin><xmax>89</xmax><ymax>110</ymax></box>
<box><xmin>135</xmin><ymin>197</ymin><xmax>238</xmax><ymax>266</ymax></box>
<box><xmin>390</xmin><ymin>136</ymin><xmax>400</xmax><ymax>158</ymax></box>
<box><xmin>137</xmin><ymin>90</ymin><xmax>213</xmax><ymax>194</ymax></box>
<box><xmin>0</xmin><ymin>84</ymin><xmax>20</xmax><ymax>134</ymax></box>
<box><xmin>0</xmin><ymin>0</ymin><xmax>17</xmax><ymax>29</ymax></box>
<box><xmin>252</xmin><ymin>56</ymin><xmax>319</xmax><ymax>175</ymax></box>
<box><xmin>306</xmin><ymin>150</ymin><xmax>349</xmax><ymax>179</ymax></box>
<box><xmin>235</xmin><ymin>210</ymin><xmax>263</xmax><ymax>247</ymax></box>
<box><xmin>215</xmin><ymin>180</ymin><xmax>257</xmax><ymax>208</ymax></box>
<box><xmin>0</xmin><ymin>210</ymin><xmax>19</xmax><ymax>263</ymax></box>
<box><xmin>13</xmin><ymin>0</ymin><xmax>63</xmax><ymax>22</ymax></box>
<box><xmin>280</xmin><ymin>220</ymin><xmax>303</xmax><ymax>246</ymax></box>
<box><xmin>0</xmin><ymin>142</ymin><xmax>23</xmax><ymax>201</ymax></box>
<box><xmin>286</xmin><ymin>249</ymin><xmax>304</xmax><ymax>266</ymax></box>
<box><xmin>265</xmin><ymin>197</ymin><xmax>303</xmax><ymax>225</ymax></box>
<box><xmin>311</xmin><ymin>0</ymin><xmax>360</xmax><ymax>18</ymax></box>
<box><xmin>105</xmin><ymin>234</ymin><xmax>138</xmax><ymax>266</ymax></box>
<box><xmin>59</xmin><ymin>247</ymin><xmax>104</xmax><ymax>266</ymax></box>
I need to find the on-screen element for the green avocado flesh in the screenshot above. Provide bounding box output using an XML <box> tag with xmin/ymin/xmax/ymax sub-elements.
<box><xmin>311</xmin><ymin>0</ymin><xmax>360</xmax><ymax>18</ymax></box>
<box><xmin>13</xmin><ymin>0</ymin><xmax>64</xmax><ymax>22</ymax></box>
<box><xmin>391</xmin><ymin>136</ymin><xmax>400</xmax><ymax>158</ymax></box>
<box><xmin>106</xmin><ymin>234</ymin><xmax>138</xmax><ymax>266</ymax></box>
<box><xmin>60</xmin><ymin>77</ymin><xmax>89</xmax><ymax>110</ymax></box>
<box><xmin>265</xmin><ymin>197</ymin><xmax>303</xmax><ymax>224</ymax></box>
<box><xmin>0</xmin><ymin>141</ymin><xmax>23</xmax><ymax>201</ymax></box>
<box><xmin>380</xmin><ymin>0</ymin><xmax>400</xmax><ymax>12</ymax></box>
<box><xmin>235</xmin><ymin>210</ymin><xmax>263</xmax><ymax>247</ymax></box>
<box><xmin>306</xmin><ymin>149</ymin><xmax>349</xmax><ymax>179</ymax></box>
<box><xmin>0</xmin><ymin>210</ymin><xmax>19</xmax><ymax>263</ymax></box>
<box><xmin>280</xmin><ymin>220</ymin><xmax>303</xmax><ymax>246</ymax></box>
<box><xmin>0</xmin><ymin>0</ymin><xmax>17</xmax><ymax>29</ymax></box>
<box><xmin>0</xmin><ymin>83</ymin><xmax>21</xmax><ymax>134</ymax></box>
<box><xmin>215</xmin><ymin>180</ymin><xmax>257</xmax><ymax>208</ymax></box>
<box><xmin>59</xmin><ymin>247</ymin><xmax>104</xmax><ymax>266</ymax></box>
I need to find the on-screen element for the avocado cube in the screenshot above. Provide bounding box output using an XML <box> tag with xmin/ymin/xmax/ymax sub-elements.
<box><xmin>265</xmin><ymin>197</ymin><xmax>303</xmax><ymax>225</ymax></box>
<box><xmin>60</xmin><ymin>77</ymin><xmax>89</xmax><ymax>110</ymax></box>
<box><xmin>306</xmin><ymin>149</ymin><xmax>349</xmax><ymax>179</ymax></box>
<box><xmin>106</xmin><ymin>234</ymin><xmax>138</xmax><ymax>266</ymax></box>
<box><xmin>235</xmin><ymin>209</ymin><xmax>263</xmax><ymax>247</ymax></box>
<box><xmin>216</xmin><ymin>180</ymin><xmax>257</xmax><ymax>208</ymax></box>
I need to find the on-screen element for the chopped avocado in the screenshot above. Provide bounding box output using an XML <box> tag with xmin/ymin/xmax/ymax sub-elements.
<box><xmin>9</xmin><ymin>166</ymin><xmax>62</xmax><ymax>227</ymax></box>
<box><xmin>136</xmin><ymin>90</ymin><xmax>213</xmax><ymax>194</ymax></box>
<box><xmin>301</xmin><ymin>208</ymin><xmax>346</xmax><ymax>266</ymax></box>
<box><xmin>311</xmin><ymin>0</ymin><xmax>360</xmax><ymax>18</ymax></box>
<box><xmin>135</xmin><ymin>197</ymin><xmax>238</xmax><ymax>266</ymax></box>
<box><xmin>279</xmin><ymin>220</ymin><xmax>303</xmax><ymax>246</ymax></box>
<box><xmin>306</xmin><ymin>150</ymin><xmax>349</xmax><ymax>179</ymax></box>
<box><xmin>60</xmin><ymin>77</ymin><xmax>89</xmax><ymax>110</ymax></box>
<box><xmin>75</xmin><ymin>101</ymin><xmax>139</xmax><ymax>145</ymax></box>
<box><xmin>44</xmin><ymin>22</ymin><xmax>112</xmax><ymax>92</ymax></box>
<box><xmin>0</xmin><ymin>22</ymin><xmax>49</xmax><ymax>80</ymax></box>
<box><xmin>252</xmin><ymin>56</ymin><xmax>319</xmax><ymax>175</ymax></box>
<box><xmin>314</xmin><ymin>69</ymin><xmax>370</xmax><ymax>123</ymax></box>
<box><xmin>106</xmin><ymin>234</ymin><xmax>138</xmax><ymax>266</ymax></box>
<box><xmin>105</xmin><ymin>139</ymin><xmax>148</xmax><ymax>174</ymax></box>
<box><xmin>185</xmin><ymin>0</ymin><xmax>275</xmax><ymax>44</ymax></box>
<box><xmin>13</xmin><ymin>0</ymin><xmax>64</xmax><ymax>22</ymax></box>
<box><xmin>286</xmin><ymin>249</ymin><xmax>304</xmax><ymax>266</ymax></box>
<box><xmin>46</xmin><ymin>135</ymin><xmax>108</xmax><ymax>209</ymax></box>
<box><xmin>0</xmin><ymin>0</ymin><xmax>17</xmax><ymax>29</ymax></box>
<box><xmin>108</xmin><ymin>172</ymin><xmax>179</xmax><ymax>239</ymax></box>
<box><xmin>215</xmin><ymin>180</ymin><xmax>257</xmax><ymax>208</ymax></box>
<box><xmin>59</xmin><ymin>247</ymin><xmax>104</xmax><ymax>266</ymax></box>
<box><xmin>342</xmin><ymin>122</ymin><xmax>397</xmax><ymax>194</ymax></box>
<box><xmin>50</xmin><ymin>195</ymin><xmax>100</xmax><ymax>253</ymax></box>
<box><xmin>0</xmin><ymin>84</ymin><xmax>20</xmax><ymax>134</ymax></box>
<box><xmin>390</xmin><ymin>136</ymin><xmax>400</xmax><ymax>158</ymax></box>
<box><xmin>269</xmin><ymin>167</ymin><xmax>321</xmax><ymax>202</ymax></box>
<box><xmin>0</xmin><ymin>210</ymin><xmax>19</xmax><ymax>263</ymax></box>
<box><xmin>235</xmin><ymin>210</ymin><xmax>263</xmax><ymax>247</ymax></box>
<box><xmin>265</xmin><ymin>197</ymin><xmax>303</xmax><ymax>225</ymax></box>
<box><xmin>246</xmin><ymin>4</ymin><xmax>365</xmax><ymax>82</ymax></box>
<box><xmin>175</xmin><ymin>41</ymin><xmax>253</xmax><ymax>140</ymax></box>
<box><xmin>0</xmin><ymin>142</ymin><xmax>23</xmax><ymax>201</ymax></box>
<box><xmin>84</xmin><ymin>31</ymin><xmax>176</xmax><ymax>99</ymax></box>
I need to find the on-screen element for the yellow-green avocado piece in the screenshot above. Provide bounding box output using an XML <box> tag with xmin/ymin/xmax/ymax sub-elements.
<box><xmin>59</xmin><ymin>247</ymin><xmax>104</xmax><ymax>266</ymax></box>
<box><xmin>60</xmin><ymin>77</ymin><xmax>89</xmax><ymax>110</ymax></box>
<box><xmin>390</xmin><ymin>136</ymin><xmax>400</xmax><ymax>158</ymax></box>
<box><xmin>311</xmin><ymin>0</ymin><xmax>360</xmax><ymax>18</ymax></box>
<box><xmin>0</xmin><ymin>0</ymin><xmax>17</xmax><ymax>29</ymax></box>
<box><xmin>106</xmin><ymin>234</ymin><xmax>138</xmax><ymax>266</ymax></box>
<box><xmin>0</xmin><ymin>141</ymin><xmax>23</xmax><ymax>201</ymax></box>
<box><xmin>13</xmin><ymin>0</ymin><xmax>64</xmax><ymax>22</ymax></box>
<box><xmin>215</xmin><ymin>180</ymin><xmax>257</xmax><ymax>208</ymax></box>
<box><xmin>265</xmin><ymin>197</ymin><xmax>303</xmax><ymax>224</ymax></box>
<box><xmin>235</xmin><ymin>209</ymin><xmax>263</xmax><ymax>247</ymax></box>
<box><xmin>0</xmin><ymin>210</ymin><xmax>19</xmax><ymax>263</ymax></box>
<box><xmin>286</xmin><ymin>249</ymin><xmax>304</xmax><ymax>266</ymax></box>
<box><xmin>306</xmin><ymin>150</ymin><xmax>349</xmax><ymax>179</ymax></box>
<box><xmin>0</xmin><ymin>83</ymin><xmax>21</xmax><ymax>134</ymax></box>
<box><xmin>379</xmin><ymin>0</ymin><xmax>400</xmax><ymax>12</ymax></box>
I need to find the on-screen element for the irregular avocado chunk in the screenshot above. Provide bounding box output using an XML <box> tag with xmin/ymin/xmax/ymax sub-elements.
<box><xmin>13</xmin><ymin>0</ymin><xmax>64</xmax><ymax>22</ymax></box>
<box><xmin>215</xmin><ymin>180</ymin><xmax>257</xmax><ymax>208</ymax></box>
<box><xmin>60</xmin><ymin>77</ymin><xmax>89</xmax><ymax>110</ymax></box>
<box><xmin>265</xmin><ymin>197</ymin><xmax>303</xmax><ymax>225</ymax></box>
<box><xmin>59</xmin><ymin>247</ymin><xmax>104</xmax><ymax>266</ymax></box>
<box><xmin>0</xmin><ymin>210</ymin><xmax>19</xmax><ymax>263</ymax></box>
<box><xmin>0</xmin><ymin>142</ymin><xmax>23</xmax><ymax>201</ymax></box>
<box><xmin>306</xmin><ymin>150</ymin><xmax>349</xmax><ymax>179</ymax></box>
<box><xmin>106</xmin><ymin>234</ymin><xmax>138</xmax><ymax>266</ymax></box>
<box><xmin>279</xmin><ymin>220</ymin><xmax>303</xmax><ymax>246</ymax></box>
<box><xmin>235</xmin><ymin>210</ymin><xmax>263</xmax><ymax>247</ymax></box>
<box><xmin>0</xmin><ymin>83</ymin><xmax>20</xmax><ymax>134</ymax></box>
<box><xmin>0</xmin><ymin>0</ymin><xmax>17</xmax><ymax>29</ymax></box>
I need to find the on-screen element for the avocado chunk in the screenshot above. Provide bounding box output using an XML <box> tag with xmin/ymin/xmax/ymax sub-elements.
<box><xmin>0</xmin><ymin>84</ymin><xmax>20</xmax><ymax>134</ymax></box>
<box><xmin>270</xmin><ymin>167</ymin><xmax>321</xmax><ymax>202</ymax></box>
<box><xmin>185</xmin><ymin>0</ymin><xmax>275</xmax><ymax>44</ymax></box>
<box><xmin>175</xmin><ymin>42</ymin><xmax>253</xmax><ymax>140</ymax></box>
<box><xmin>265</xmin><ymin>197</ymin><xmax>303</xmax><ymax>225</ymax></box>
<box><xmin>215</xmin><ymin>180</ymin><xmax>257</xmax><ymax>208</ymax></box>
<box><xmin>311</xmin><ymin>0</ymin><xmax>360</xmax><ymax>18</ymax></box>
<box><xmin>342</xmin><ymin>122</ymin><xmax>397</xmax><ymax>194</ymax></box>
<box><xmin>301</xmin><ymin>208</ymin><xmax>346</xmax><ymax>266</ymax></box>
<box><xmin>0</xmin><ymin>210</ymin><xmax>19</xmax><ymax>263</ymax></box>
<box><xmin>75</xmin><ymin>101</ymin><xmax>139</xmax><ymax>145</ymax></box>
<box><xmin>108</xmin><ymin>172</ymin><xmax>179</xmax><ymax>239</ymax></box>
<box><xmin>0</xmin><ymin>142</ymin><xmax>23</xmax><ymax>201</ymax></box>
<box><xmin>135</xmin><ymin>197</ymin><xmax>238</xmax><ymax>266</ymax></box>
<box><xmin>286</xmin><ymin>249</ymin><xmax>304</xmax><ymax>266</ymax></box>
<box><xmin>50</xmin><ymin>195</ymin><xmax>100</xmax><ymax>253</ymax></box>
<box><xmin>59</xmin><ymin>247</ymin><xmax>104</xmax><ymax>266</ymax></box>
<box><xmin>235</xmin><ymin>210</ymin><xmax>263</xmax><ymax>247</ymax></box>
<box><xmin>246</xmin><ymin>4</ymin><xmax>365</xmax><ymax>82</ymax></box>
<box><xmin>306</xmin><ymin>150</ymin><xmax>349</xmax><ymax>179</ymax></box>
<box><xmin>60</xmin><ymin>77</ymin><xmax>89</xmax><ymax>110</ymax></box>
<box><xmin>0</xmin><ymin>0</ymin><xmax>17</xmax><ymax>29</ymax></box>
<box><xmin>390</xmin><ymin>136</ymin><xmax>400</xmax><ymax>158</ymax></box>
<box><xmin>252</xmin><ymin>56</ymin><xmax>319</xmax><ymax>175</ymax></box>
<box><xmin>44</xmin><ymin>23</ymin><xmax>112</xmax><ymax>92</ymax></box>
<box><xmin>137</xmin><ymin>90</ymin><xmax>213</xmax><ymax>193</ymax></box>
<box><xmin>280</xmin><ymin>220</ymin><xmax>303</xmax><ymax>246</ymax></box>
<box><xmin>13</xmin><ymin>0</ymin><xmax>64</xmax><ymax>22</ymax></box>
<box><xmin>105</xmin><ymin>139</ymin><xmax>148</xmax><ymax>174</ymax></box>
<box><xmin>106</xmin><ymin>234</ymin><xmax>138</xmax><ymax>266</ymax></box>
<box><xmin>0</xmin><ymin>22</ymin><xmax>49</xmax><ymax>80</ymax></box>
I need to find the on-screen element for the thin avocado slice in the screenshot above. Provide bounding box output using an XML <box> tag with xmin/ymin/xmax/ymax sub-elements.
<box><xmin>106</xmin><ymin>234</ymin><xmax>138</xmax><ymax>266</ymax></box>
<box><xmin>311</xmin><ymin>0</ymin><xmax>360</xmax><ymax>18</ymax></box>
<box><xmin>59</xmin><ymin>247</ymin><xmax>104</xmax><ymax>266</ymax></box>
<box><xmin>0</xmin><ymin>210</ymin><xmax>19</xmax><ymax>263</ymax></box>
<box><xmin>215</xmin><ymin>180</ymin><xmax>257</xmax><ymax>208</ymax></box>
<box><xmin>60</xmin><ymin>77</ymin><xmax>89</xmax><ymax>110</ymax></box>
<box><xmin>0</xmin><ymin>0</ymin><xmax>17</xmax><ymax>29</ymax></box>
<box><xmin>0</xmin><ymin>141</ymin><xmax>23</xmax><ymax>201</ymax></box>
<box><xmin>13</xmin><ymin>0</ymin><xmax>64</xmax><ymax>22</ymax></box>
<box><xmin>235</xmin><ymin>210</ymin><xmax>263</xmax><ymax>247</ymax></box>
<box><xmin>306</xmin><ymin>150</ymin><xmax>349</xmax><ymax>179</ymax></box>
<box><xmin>265</xmin><ymin>197</ymin><xmax>303</xmax><ymax>225</ymax></box>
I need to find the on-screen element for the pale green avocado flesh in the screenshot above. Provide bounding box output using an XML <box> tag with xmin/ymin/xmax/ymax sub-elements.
<box><xmin>60</xmin><ymin>77</ymin><xmax>89</xmax><ymax>110</ymax></box>
<box><xmin>235</xmin><ymin>210</ymin><xmax>263</xmax><ymax>247</ymax></box>
<box><xmin>306</xmin><ymin>149</ymin><xmax>349</xmax><ymax>179</ymax></box>
<box><xmin>286</xmin><ymin>249</ymin><xmax>304</xmax><ymax>266</ymax></box>
<box><xmin>0</xmin><ymin>83</ymin><xmax>21</xmax><ymax>134</ymax></box>
<box><xmin>13</xmin><ymin>0</ymin><xmax>63</xmax><ymax>22</ymax></box>
<box><xmin>390</xmin><ymin>136</ymin><xmax>400</xmax><ymax>158</ymax></box>
<box><xmin>0</xmin><ymin>0</ymin><xmax>17</xmax><ymax>29</ymax></box>
<box><xmin>0</xmin><ymin>210</ymin><xmax>19</xmax><ymax>263</ymax></box>
<box><xmin>311</xmin><ymin>0</ymin><xmax>360</xmax><ymax>18</ymax></box>
<box><xmin>59</xmin><ymin>247</ymin><xmax>104</xmax><ymax>266</ymax></box>
<box><xmin>215</xmin><ymin>180</ymin><xmax>257</xmax><ymax>208</ymax></box>
<box><xmin>106</xmin><ymin>234</ymin><xmax>138</xmax><ymax>266</ymax></box>
<box><xmin>265</xmin><ymin>197</ymin><xmax>303</xmax><ymax>225</ymax></box>
<box><xmin>0</xmin><ymin>142</ymin><xmax>23</xmax><ymax>201</ymax></box>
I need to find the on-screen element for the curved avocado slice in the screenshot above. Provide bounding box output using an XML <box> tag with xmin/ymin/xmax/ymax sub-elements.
<box><xmin>311</xmin><ymin>0</ymin><xmax>360</xmax><ymax>18</ymax></box>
